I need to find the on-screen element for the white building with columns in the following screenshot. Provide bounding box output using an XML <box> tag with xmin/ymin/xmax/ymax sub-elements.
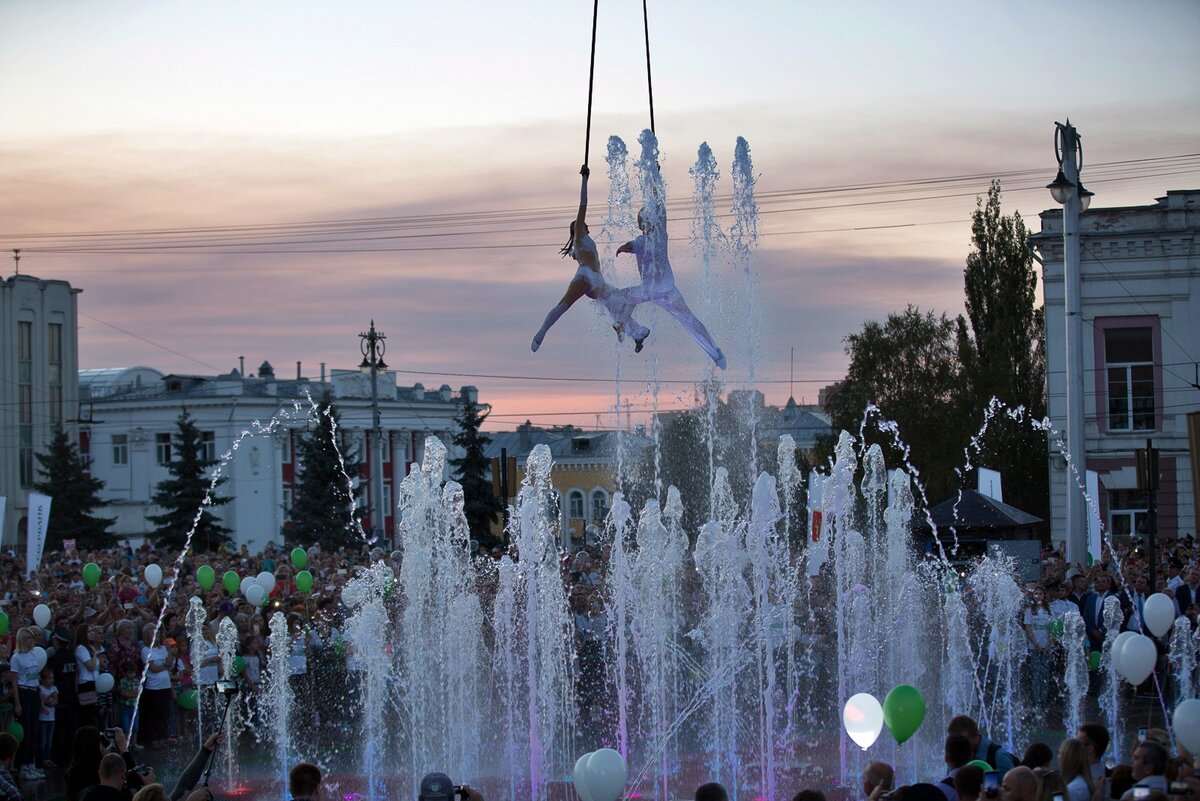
<box><xmin>79</xmin><ymin>361</ymin><xmax>473</xmax><ymax>550</ymax></box>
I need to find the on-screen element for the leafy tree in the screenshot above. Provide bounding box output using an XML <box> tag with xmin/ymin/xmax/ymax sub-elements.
<box><xmin>32</xmin><ymin>429</ymin><xmax>116</xmax><ymax>550</ymax></box>
<box><xmin>819</xmin><ymin>305</ymin><xmax>965</xmax><ymax>502</ymax></box>
<box><xmin>957</xmin><ymin>181</ymin><xmax>1049</xmax><ymax>518</ymax></box>
<box><xmin>450</xmin><ymin>395</ymin><xmax>504</xmax><ymax>546</ymax></box>
<box><xmin>288</xmin><ymin>393</ymin><xmax>365</xmax><ymax>550</ymax></box>
<box><xmin>148</xmin><ymin>409</ymin><xmax>232</xmax><ymax>551</ymax></box>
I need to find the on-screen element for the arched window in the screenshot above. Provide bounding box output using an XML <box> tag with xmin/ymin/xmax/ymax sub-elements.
<box><xmin>545</xmin><ymin>490</ymin><xmax>561</xmax><ymax>520</ymax></box>
<box><xmin>590</xmin><ymin>489</ymin><xmax>609</xmax><ymax>522</ymax></box>
<box><xmin>568</xmin><ymin>490</ymin><xmax>585</xmax><ymax>520</ymax></box>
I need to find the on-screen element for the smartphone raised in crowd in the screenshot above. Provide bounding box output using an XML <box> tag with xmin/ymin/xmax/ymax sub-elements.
<box><xmin>1134</xmin><ymin>788</ymin><xmax>1151</xmax><ymax>801</ymax></box>
<box><xmin>983</xmin><ymin>771</ymin><xmax>1002</xmax><ymax>798</ymax></box>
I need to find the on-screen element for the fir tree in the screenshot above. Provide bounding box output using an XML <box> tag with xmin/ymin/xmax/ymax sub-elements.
<box><xmin>288</xmin><ymin>393</ymin><xmax>365</xmax><ymax>550</ymax></box>
<box><xmin>32</xmin><ymin>429</ymin><xmax>117</xmax><ymax>550</ymax></box>
<box><xmin>449</xmin><ymin>395</ymin><xmax>503</xmax><ymax>545</ymax></box>
<box><xmin>148</xmin><ymin>409</ymin><xmax>232</xmax><ymax>551</ymax></box>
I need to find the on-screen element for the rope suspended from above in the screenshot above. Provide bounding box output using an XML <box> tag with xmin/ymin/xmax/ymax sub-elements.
<box><xmin>583</xmin><ymin>0</ymin><xmax>600</xmax><ymax>168</ymax></box>
<box><xmin>642</xmin><ymin>0</ymin><xmax>655</xmax><ymax>135</ymax></box>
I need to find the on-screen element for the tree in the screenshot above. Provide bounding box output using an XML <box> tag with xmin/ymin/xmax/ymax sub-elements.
<box><xmin>288</xmin><ymin>393</ymin><xmax>365</xmax><ymax>550</ymax></box>
<box><xmin>148</xmin><ymin>409</ymin><xmax>232</xmax><ymax>551</ymax></box>
<box><xmin>820</xmin><ymin>305</ymin><xmax>966</xmax><ymax>502</ymax></box>
<box><xmin>32</xmin><ymin>429</ymin><xmax>116</xmax><ymax>550</ymax></box>
<box><xmin>450</xmin><ymin>395</ymin><xmax>504</xmax><ymax>546</ymax></box>
<box><xmin>957</xmin><ymin>181</ymin><xmax>1049</xmax><ymax>518</ymax></box>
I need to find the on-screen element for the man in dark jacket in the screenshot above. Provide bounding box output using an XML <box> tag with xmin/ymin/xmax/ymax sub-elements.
<box><xmin>49</xmin><ymin>625</ymin><xmax>78</xmax><ymax>766</ymax></box>
<box><xmin>79</xmin><ymin>753</ymin><xmax>137</xmax><ymax>801</ymax></box>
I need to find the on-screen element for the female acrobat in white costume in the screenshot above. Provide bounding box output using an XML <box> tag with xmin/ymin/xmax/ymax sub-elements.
<box><xmin>531</xmin><ymin>166</ymin><xmax>650</xmax><ymax>354</ymax></box>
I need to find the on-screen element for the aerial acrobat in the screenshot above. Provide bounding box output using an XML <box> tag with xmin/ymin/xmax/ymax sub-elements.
<box><xmin>530</xmin><ymin>165</ymin><xmax>650</xmax><ymax>354</ymax></box>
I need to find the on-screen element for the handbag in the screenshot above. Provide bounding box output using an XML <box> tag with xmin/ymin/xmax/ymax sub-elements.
<box><xmin>77</xmin><ymin>680</ymin><xmax>98</xmax><ymax>706</ymax></box>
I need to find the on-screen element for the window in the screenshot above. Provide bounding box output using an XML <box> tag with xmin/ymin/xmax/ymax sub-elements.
<box><xmin>282</xmin><ymin>485</ymin><xmax>293</xmax><ymax>512</ymax></box>
<box><xmin>382</xmin><ymin>482</ymin><xmax>393</xmax><ymax>517</ymax></box>
<box><xmin>380</xmin><ymin>432</ymin><xmax>391</xmax><ymax>463</ymax></box>
<box><xmin>112</xmin><ymin>434</ymin><xmax>129</xmax><ymax>466</ymax></box>
<box><xmin>280</xmin><ymin>430</ymin><xmax>292</xmax><ymax>463</ymax></box>
<box><xmin>200</xmin><ymin>431</ymin><xmax>216</xmax><ymax>462</ymax></box>
<box><xmin>590</xmin><ymin>489</ymin><xmax>609</xmax><ymax>522</ymax></box>
<box><xmin>568</xmin><ymin>490</ymin><xmax>585</xmax><ymax>520</ymax></box>
<box><xmin>18</xmin><ymin>321</ymin><xmax>33</xmax><ymax>486</ymax></box>
<box><xmin>156</xmin><ymin>433</ymin><xmax>173</xmax><ymax>465</ymax></box>
<box><xmin>1104</xmin><ymin>327</ymin><xmax>1154</xmax><ymax>431</ymax></box>
<box><xmin>47</xmin><ymin>323</ymin><xmax>62</xmax><ymax>426</ymax></box>
<box><xmin>1109</xmin><ymin>489</ymin><xmax>1149</xmax><ymax>541</ymax></box>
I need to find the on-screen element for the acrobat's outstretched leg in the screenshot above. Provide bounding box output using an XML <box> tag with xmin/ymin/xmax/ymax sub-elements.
<box><xmin>605</xmin><ymin>287</ymin><xmax>651</xmax><ymax>352</ymax></box>
<box><xmin>655</xmin><ymin>288</ymin><xmax>726</xmax><ymax>369</ymax></box>
<box><xmin>532</xmin><ymin>278</ymin><xmax>589</xmax><ymax>352</ymax></box>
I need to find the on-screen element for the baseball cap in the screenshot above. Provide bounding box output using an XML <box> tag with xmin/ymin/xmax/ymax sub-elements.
<box><xmin>418</xmin><ymin>772</ymin><xmax>456</xmax><ymax>801</ymax></box>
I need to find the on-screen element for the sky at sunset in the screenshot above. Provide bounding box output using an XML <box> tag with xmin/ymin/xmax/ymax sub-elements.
<box><xmin>3</xmin><ymin>1</ymin><xmax>1198</xmax><ymax>431</ymax></box>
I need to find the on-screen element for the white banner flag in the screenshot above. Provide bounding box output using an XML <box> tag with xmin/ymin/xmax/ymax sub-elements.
<box><xmin>806</xmin><ymin>472</ymin><xmax>828</xmax><ymax>577</ymax></box>
<box><xmin>0</xmin><ymin>496</ymin><xmax>6</xmax><ymax>546</ymax></box>
<box><xmin>977</xmin><ymin>467</ymin><xmax>1004</xmax><ymax>503</ymax></box>
<box><xmin>26</xmin><ymin>492</ymin><xmax>52</xmax><ymax>577</ymax></box>
<box><xmin>1085</xmin><ymin>470</ymin><xmax>1102</xmax><ymax>565</ymax></box>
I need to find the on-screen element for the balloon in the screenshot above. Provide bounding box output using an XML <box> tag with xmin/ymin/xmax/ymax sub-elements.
<box><xmin>1049</xmin><ymin>619</ymin><xmax>1065</xmax><ymax>639</ymax></box>
<box><xmin>222</xmin><ymin>570</ymin><xmax>240</xmax><ymax>595</ymax></box>
<box><xmin>1119</xmin><ymin>634</ymin><xmax>1156</xmax><ymax>685</ymax></box>
<box><xmin>573</xmin><ymin>753</ymin><xmax>596</xmax><ymax>801</ymax></box>
<box><xmin>583</xmin><ymin>748</ymin><xmax>628</xmax><ymax>801</ymax></box>
<box><xmin>196</xmin><ymin>565</ymin><xmax>215</xmax><ymax>591</ymax></box>
<box><xmin>239</xmin><ymin>576</ymin><xmax>256</xmax><ymax>597</ymax></box>
<box><xmin>295</xmin><ymin>570</ymin><xmax>314</xmax><ymax>594</ymax></box>
<box><xmin>5</xmin><ymin>721</ymin><xmax>22</xmax><ymax>743</ymax></box>
<box><xmin>1111</xmin><ymin>630</ymin><xmax>1138</xmax><ymax>675</ymax></box>
<box><xmin>177</xmin><ymin>689</ymin><xmax>198</xmax><ymax>710</ymax></box>
<box><xmin>0</xmin><ymin>611</ymin><xmax>8</xmax><ymax>636</ymax></box>
<box><xmin>967</xmin><ymin>760</ymin><xmax>993</xmax><ymax>771</ymax></box>
<box><xmin>144</xmin><ymin>563</ymin><xmax>163</xmax><ymax>589</ymax></box>
<box><xmin>256</xmin><ymin>571</ymin><xmax>276</xmax><ymax>594</ymax></box>
<box><xmin>882</xmin><ymin>684</ymin><xmax>926</xmax><ymax>745</ymax></box>
<box><xmin>1142</xmin><ymin>593</ymin><xmax>1175</xmax><ymax>638</ymax></box>
<box><xmin>32</xmin><ymin>647</ymin><xmax>47</xmax><ymax>672</ymax></box>
<box><xmin>96</xmin><ymin>673</ymin><xmax>115</xmax><ymax>694</ymax></box>
<box><xmin>1174</xmin><ymin>698</ymin><xmax>1200</xmax><ymax>755</ymax></box>
<box><xmin>33</xmin><ymin>603</ymin><xmax>51</xmax><ymax>629</ymax></box>
<box><xmin>843</xmin><ymin>692</ymin><xmax>885</xmax><ymax>750</ymax></box>
<box><xmin>245</xmin><ymin>584</ymin><xmax>266</xmax><ymax>607</ymax></box>
<box><xmin>1089</xmin><ymin>651</ymin><xmax>1102</xmax><ymax>671</ymax></box>
<box><xmin>82</xmin><ymin>562</ymin><xmax>101</xmax><ymax>588</ymax></box>
<box><xmin>291</xmin><ymin>547</ymin><xmax>308</xmax><ymax>569</ymax></box>
<box><xmin>232</xmin><ymin>655</ymin><xmax>245</xmax><ymax>676</ymax></box>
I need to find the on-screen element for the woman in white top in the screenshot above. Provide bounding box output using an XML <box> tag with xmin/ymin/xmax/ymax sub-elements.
<box><xmin>1022</xmin><ymin>585</ymin><xmax>1054</xmax><ymax>706</ymax></box>
<box><xmin>531</xmin><ymin>166</ymin><xmax>650</xmax><ymax>354</ymax></box>
<box><xmin>139</xmin><ymin>627</ymin><xmax>173</xmax><ymax>748</ymax></box>
<box><xmin>9</xmin><ymin>628</ymin><xmax>45</xmax><ymax>778</ymax></box>
<box><xmin>74</xmin><ymin>622</ymin><xmax>100</xmax><ymax>730</ymax></box>
<box><xmin>1059</xmin><ymin>737</ymin><xmax>1095</xmax><ymax>801</ymax></box>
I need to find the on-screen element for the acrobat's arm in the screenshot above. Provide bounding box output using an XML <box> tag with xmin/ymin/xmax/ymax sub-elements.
<box><xmin>616</xmin><ymin>241</ymin><xmax>633</xmax><ymax>255</ymax></box>
<box><xmin>574</xmin><ymin>165</ymin><xmax>590</xmax><ymax>237</ymax></box>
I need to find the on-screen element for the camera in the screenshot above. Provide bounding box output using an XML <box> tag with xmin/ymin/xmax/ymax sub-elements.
<box><xmin>418</xmin><ymin>772</ymin><xmax>468</xmax><ymax>801</ymax></box>
<box><xmin>216</xmin><ymin>679</ymin><xmax>239</xmax><ymax>695</ymax></box>
<box><xmin>983</xmin><ymin>771</ymin><xmax>1001</xmax><ymax>799</ymax></box>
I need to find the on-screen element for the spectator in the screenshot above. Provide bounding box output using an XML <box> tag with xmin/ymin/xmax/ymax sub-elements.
<box><xmin>79</xmin><ymin>751</ymin><xmax>132</xmax><ymax>801</ymax></box>
<box><xmin>49</xmin><ymin>625</ymin><xmax>78</xmax><ymax>766</ymax></box>
<box><xmin>1124</xmin><ymin>741</ymin><xmax>1169</xmax><ymax>798</ymax></box>
<box><xmin>1024</xmin><ymin>587</ymin><xmax>1054</xmax><ymax>706</ymax></box>
<box><xmin>290</xmin><ymin>761</ymin><xmax>323</xmax><ymax>801</ymax></box>
<box><xmin>133</xmin><ymin>785</ymin><xmax>170</xmax><ymax>801</ymax></box>
<box><xmin>792</xmin><ymin>791</ymin><xmax>828</xmax><ymax>801</ymax></box>
<box><xmin>166</xmin><ymin>732</ymin><xmax>221</xmax><ymax>801</ymax></box>
<box><xmin>1060</xmin><ymin>737</ymin><xmax>1095</xmax><ymax>801</ymax></box>
<box><xmin>76</xmin><ymin>623</ymin><xmax>101</xmax><ymax>730</ymax></box>
<box><xmin>1077</xmin><ymin>723</ymin><xmax>1112</xmax><ymax>781</ymax></box>
<box><xmin>139</xmin><ymin>628</ymin><xmax>172</xmax><ymax>749</ymax></box>
<box><xmin>0</xmin><ymin>733</ymin><xmax>21</xmax><ymax>801</ymax></box>
<box><xmin>955</xmin><ymin>765</ymin><xmax>985</xmax><ymax>801</ymax></box>
<box><xmin>1109</xmin><ymin>766</ymin><xmax>1134</xmax><ymax>800</ymax></box>
<box><xmin>1002</xmin><ymin>767</ymin><xmax>1038</xmax><ymax>801</ymax></box>
<box><xmin>1033</xmin><ymin>767</ymin><xmax>1067</xmax><ymax>801</ymax></box>
<box><xmin>37</xmin><ymin>666</ymin><xmax>58</xmax><ymax>769</ymax></box>
<box><xmin>696</xmin><ymin>782</ymin><xmax>729</xmax><ymax>801</ymax></box>
<box><xmin>949</xmin><ymin>715</ymin><xmax>1017</xmax><ymax>773</ymax></box>
<box><xmin>8</xmin><ymin>627</ymin><xmax>43</xmax><ymax>779</ymax></box>
<box><xmin>864</xmin><ymin>762</ymin><xmax>896</xmax><ymax>801</ymax></box>
<box><xmin>1022</xmin><ymin>742</ymin><xmax>1053</xmax><ymax>771</ymax></box>
<box><xmin>942</xmin><ymin>735</ymin><xmax>976</xmax><ymax>801</ymax></box>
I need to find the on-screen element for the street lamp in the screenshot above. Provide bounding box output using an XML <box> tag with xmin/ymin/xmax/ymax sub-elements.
<box><xmin>359</xmin><ymin>320</ymin><xmax>388</xmax><ymax>544</ymax></box>
<box><xmin>1047</xmin><ymin>119</ymin><xmax>1091</xmax><ymax>565</ymax></box>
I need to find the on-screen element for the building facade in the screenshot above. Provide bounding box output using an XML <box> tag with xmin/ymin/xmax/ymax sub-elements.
<box><xmin>1033</xmin><ymin>189</ymin><xmax>1199</xmax><ymax>546</ymax></box>
<box><xmin>80</xmin><ymin>361</ymin><xmax>474</xmax><ymax>550</ymax></box>
<box><xmin>0</xmin><ymin>273</ymin><xmax>81</xmax><ymax>547</ymax></box>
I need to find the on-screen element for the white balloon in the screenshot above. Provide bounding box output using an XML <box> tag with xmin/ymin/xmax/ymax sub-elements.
<box><xmin>96</xmin><ymin>672</ymin><xmax>115</xmax><ymax>694</ymax></box>
<box><xmin>144</xmin><ymin>563</ymin><xmax>163</xmax><ymax>589</ymax></box>
<box><xmin>245</xmin><ymin>584</ymin><xmax>266</xmax><ymax>607</ymax></box>
<box><xmin>1142</xmin><ymin>593</ymin><xmax>1175</xmax><ymax>638</ymax></box>
<box><xmin>33</xmin><ymin>603</ymin><xmax>51</xmax><ymax>629</ymax></box>
<box><xmin>239</xmin><ymin>576</ymin><xmax>256</xmax><ymax>597</ymax></box>
<box><xmin>573</xmin><ymin>753</ymin><xmax>596</xmax><ymax>801</ymax></box>
<box><xmin>843</xmin><ymin>692</ymin><xmax>885</xmax><ymax>750</ymax></box>
<box><xmin>1174</xmin><ymin>698</ymin><xmax>1200</xmax><ymax>755</ymax></box>
<box><xmin>1120</xmin><ymin>634</ymin><xmax>1157</xmax><ymax>685</ymax></box>
<box><xmin>584</xmin><ymin>748</ymin><xmax>628</xmax><ymax>801</ymax></box>
<box><xmin>256</xmin><ymin>571</ymin><xmax>276</xmax><ymax>594</ymax></box>
<box><xmin>1111</xmin><ymin>630</ymin><xmax>1138</xmax><ymax>675</ymax></box>
<box><xmin>32</xmin><ymin>646</ymin><xmax>47</xmax><ymax>672</ymax></box>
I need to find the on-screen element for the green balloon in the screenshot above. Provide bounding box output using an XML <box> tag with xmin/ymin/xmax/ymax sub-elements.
<box><xmin>967</xmin><ymin>759</ymin><xmax>993</xmax><ymax>771</ymax></box>
<box><xmin>0</xmin><ymin>611</ymin><xmax>9</xmax><ymax>637</ymax></box>
<box><xmin>6</xmin><ymin>721</ymin><xmax>23</xmax><ymax>743</ymax></box>
<box><xmin>196</xmin><ymin>565</ymin><xmax>216</xmax><ymax>591</ymax></box>
<box><xmin>291</xmin><ymin>547</ymin><xmax>308</xmax><ymax>569</ymax></box>
<box><xmin>177</xmin><ymin>689</ymin><xmax>198</xmax><ymax>710</ymax></box>
<box><xmin>883</xmin><ymin>684</ymin><xmax>926</xmax><ymax>745</ymax></box>
<box><xmin>295</xmin><ymin>570</ymin><xmax>314</xmax><ymax>594</ymax></box>
<box><xmin>1089</xmin><ymin>651</ymin><xmax>1102</xmax><ymax>671</ymax></box>
<box><xmin>222</xmin><ymin>570</ymin><xmax>240</xmax><ymax>595</ymax></box>
<box><xmin>232</xmin><ymin>655</ymin><xmax>245</xmax><ymax>676</ymax></box>
<box><xmin>82</xmin><ymin>562</ymin><xmax>101</xmax><ymax>588</ymax></box>
<box><xmin>1049</xmin><ymin>620</ymin><xmax>1065</xmax><ymax>639</ymax></box>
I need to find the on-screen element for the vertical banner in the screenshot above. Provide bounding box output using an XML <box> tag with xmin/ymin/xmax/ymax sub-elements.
<box><xmin>26</xmin><ymin>492</ymin><xmax>52</xmax><ymax>577</ymax></box>
<box><xmin>0</xmin><ymin>496</ymin><xmax>6</xmax><ymax>546</ymax></box>
<box><xmin>977</xmin><ymin>467</ymin><xmax>1004</xmax><ymax>502</ymax></box>
<box><xmin>807</xmin><ymin>472</ymin><xmax>827</xmax><ymax>577</ymax></box>
<box><xmin>1085</xmin><ymin>470</ymin><xmax>1101</xmax><ymax>566</ymax></box>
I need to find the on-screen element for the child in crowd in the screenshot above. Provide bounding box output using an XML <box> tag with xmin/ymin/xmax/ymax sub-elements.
<box><xmin>37</xmin><ymin>667</ymin><xmax>57</xmax><ymax>769</ymax></box>
<box><xmin>117</xmin><ymin>664</ymin><xmax>140</xmax><ymax>738</ymax></box>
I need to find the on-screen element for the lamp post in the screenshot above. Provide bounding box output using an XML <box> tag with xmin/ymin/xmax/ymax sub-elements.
<box><xmin>359</xmin><ymin>320</ymin><xmax>388</xmax><ymax>543</ymax></box>
<box><xmin>1047</xmin><ymin>120</ymin><xmax>1093</xmax><ymax>565</ymax></box>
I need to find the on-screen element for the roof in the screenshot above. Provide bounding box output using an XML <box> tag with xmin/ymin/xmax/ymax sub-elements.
<box><xmin>928</xmin><ymin>489</ymin><xmax>1043</xmax><ymax>531</ymax></box>
<box><xmin>484</xmin><ymin>427</ymin><xmax>652</xmax><ymax>463</ymax></box>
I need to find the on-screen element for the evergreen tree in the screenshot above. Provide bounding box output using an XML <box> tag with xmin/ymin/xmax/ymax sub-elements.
<box><xmin>288</xmin><ymin>393</ymin><xmax>365</xmax><ymax>550</ymax></box>
<box><xmin>32</xmin><ymin>429</ymin><xmax>117</xmax><ymax>550</ymax></box>
<box><xmin>148</xmin><ymin>409</ymin><xmax>232</xmax><ymax>551</ymax></box>
<box><xmin>450</xmin><ymin>395</ymin><xmax>504</xmax><ymax>545</ymax></box>
<box><xmin>956</xmin><ymin>181</ymin><xmax>1049</xmax><ymax>518</ymax></box>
